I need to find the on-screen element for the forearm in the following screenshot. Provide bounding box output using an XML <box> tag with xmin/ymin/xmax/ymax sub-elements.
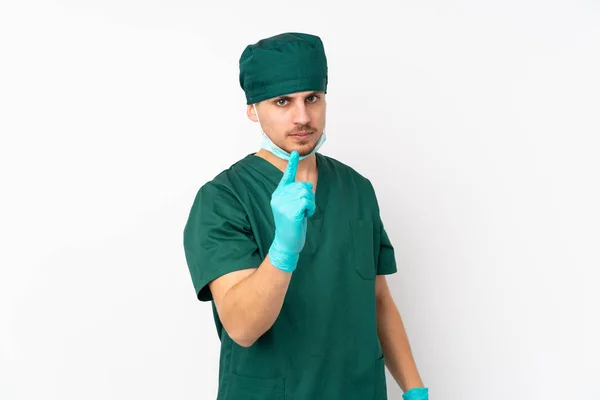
<box><xmin>220</xmin><ymin>254</ymin><xmax>292</xmax><ymax>347</ymax></box>
<box><xmin>376</xmin><ymin>294</ymin><xmax>424</xmax><ymax>392</ymax></box>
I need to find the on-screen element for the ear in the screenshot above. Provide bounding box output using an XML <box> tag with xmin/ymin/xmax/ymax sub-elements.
<box><xmin>247</xmin><ymin>104</ymin><xmax>259</xmax><ymax>122</ymax></box>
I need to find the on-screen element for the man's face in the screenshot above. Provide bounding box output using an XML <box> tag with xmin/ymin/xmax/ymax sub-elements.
<box><xmin>248</xmin><ymin>90</ymin><xmax>326</xmax><ymax>157</ymax></box>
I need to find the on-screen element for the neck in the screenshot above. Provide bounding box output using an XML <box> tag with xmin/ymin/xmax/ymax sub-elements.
<box><xmin>255</xmin><ymin>148</ymin><xmax>317</xmax><ymax>180</ymax></box>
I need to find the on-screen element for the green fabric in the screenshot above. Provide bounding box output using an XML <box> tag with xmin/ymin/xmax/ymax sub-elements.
<box><xmin>183</xmin><ymin>152</ymin><xmax>397</xmax><ymax>399</ymax></box>
<box><xmin>239</xmin><ymin>32</ymin><xmax>328</xmax><ymax>105</ymax></box>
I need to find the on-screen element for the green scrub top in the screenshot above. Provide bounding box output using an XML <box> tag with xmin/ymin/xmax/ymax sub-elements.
<box><xmin>183</xmin><ymin>152</ymin><xmax>398</xmax><ymax>400</ymax></box>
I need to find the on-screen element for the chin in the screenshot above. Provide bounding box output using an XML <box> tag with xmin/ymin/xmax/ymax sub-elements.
<box><xmin>284</xmin><ymin>139</ymin><xmax>319</xmax><ymax>157</ymax></box>
<box><xmin>291</xmin><ymin>143</ymin><xmax>317</xmax><ymax>157</ymax></box>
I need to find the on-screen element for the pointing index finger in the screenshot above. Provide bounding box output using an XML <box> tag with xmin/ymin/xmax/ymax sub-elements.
<box><xmin>278</xmin><ymin>150</ymin><xmax>299</xmax><ymax>187</ymax></box>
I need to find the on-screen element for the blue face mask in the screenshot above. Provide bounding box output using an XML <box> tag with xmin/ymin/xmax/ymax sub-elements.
<box><xmin>253</xmin><ymin>104</ymin><xmax>326</xmax><ymax>161</ymax></box>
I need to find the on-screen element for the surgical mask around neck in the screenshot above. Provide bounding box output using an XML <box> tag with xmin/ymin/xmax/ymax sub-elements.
<box><xmin>253</xmin><ymin>104</ymin><xmax>326</xmax><ymax>161</ymax></box>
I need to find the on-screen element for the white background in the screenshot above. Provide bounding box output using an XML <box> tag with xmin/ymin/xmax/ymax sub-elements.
<box><xmin>1</xmin><ymin>1</ymin><xmax>599</xmax><ymax>399</ymax></box>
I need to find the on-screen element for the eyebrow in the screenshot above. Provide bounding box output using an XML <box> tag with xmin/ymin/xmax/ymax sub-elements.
<box><xmin>274</xmin><ymin>91</ymin><xmax>320</xmax><ymax>101</ymax></box>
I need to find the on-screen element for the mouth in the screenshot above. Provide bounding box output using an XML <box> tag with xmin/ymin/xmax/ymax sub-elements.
<box><xmin>289</xmin><ymin>131</ymin><xmax>313</xmax><ymax>138</ymax></box>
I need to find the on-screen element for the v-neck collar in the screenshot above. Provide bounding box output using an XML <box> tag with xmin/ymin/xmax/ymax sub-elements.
<box><xmin>243</xmin><ymin>152</ymin><xmax>329</xmax><ymax>219</ymax></box>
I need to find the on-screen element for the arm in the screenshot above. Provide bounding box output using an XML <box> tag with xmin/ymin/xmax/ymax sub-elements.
<box><xmin>208</xmin><ymin>151</ymin><xmax>314</xmax><ymax>348</ymax></box>
<box><xmin>208</xmin><ymin>254</ymin><xmax>292</xmax><ymax>347</ymax></box>
<box><xmin>375</xmin><ymin>275</ymin><xmax>425</xmax><ymax>392</ymax></box>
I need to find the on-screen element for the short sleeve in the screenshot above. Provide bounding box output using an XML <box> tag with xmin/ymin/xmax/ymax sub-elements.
<box><xmin>366</xmin><ymin>178</ymin><xmax>398</xmax><ymax>275</ymax></box>
<box><xmin>377</xmin><ymin>221</ymin><xmax>397</xmax><ymax>275</ymax></box>
<box><xmin>183</xmin><ymin>181</ymin><xmax>262</xmax><ymax>302</ymax></box>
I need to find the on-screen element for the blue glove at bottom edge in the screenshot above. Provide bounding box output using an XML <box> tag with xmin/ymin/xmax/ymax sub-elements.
<box><xmin>402</xmin><ymin>387</ymin><xmax>429</xmax><ymax>400</ymax></box>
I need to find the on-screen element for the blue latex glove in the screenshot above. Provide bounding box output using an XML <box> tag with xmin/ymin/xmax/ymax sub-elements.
<box><xmin>268</xmin><ymin>150</ymin><xmax>316</xmax><ymax>272</ymax></box>
<box><xmin>402</xmin><ymin>387</ymin><xmax>429</xmax><ymax>400</ymax></box>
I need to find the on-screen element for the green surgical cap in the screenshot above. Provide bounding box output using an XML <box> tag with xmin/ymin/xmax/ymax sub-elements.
<box><xmin>239</xmin><ymin>32</ymin><xmax>328</xmax><ymax>105</ymax></box>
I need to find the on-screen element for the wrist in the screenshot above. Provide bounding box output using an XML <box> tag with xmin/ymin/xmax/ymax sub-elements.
<box><xmin>268</xmin><ymin>241</ymin><xmax>299</xmax><ymax>273</ymax></box>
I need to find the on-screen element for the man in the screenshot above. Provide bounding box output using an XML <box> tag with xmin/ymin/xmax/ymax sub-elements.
<box><xmin>183</xmin><ymin>32</ymin><xmax>429</xmax><ymax>400</ymax></box>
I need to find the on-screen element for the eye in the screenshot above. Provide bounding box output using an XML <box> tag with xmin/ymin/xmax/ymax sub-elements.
<box><xmin>275</xmin><ymin>99</ymin><xmax>288</xmax><ymax>106</ymax></box>
<box><xmin>306</xmin><ymin>95</ymin><xmax>320</xmax><ymax>103</ymax></box>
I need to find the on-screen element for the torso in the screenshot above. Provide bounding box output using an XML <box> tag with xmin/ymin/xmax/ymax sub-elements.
<box><xmin>208</xmin><ymin>152</ymin><xmax>390</xmax><ymax>399</ymax></box>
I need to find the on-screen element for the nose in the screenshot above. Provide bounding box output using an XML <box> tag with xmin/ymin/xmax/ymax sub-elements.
<box><xmin>292</xmin><ymin>103</ymin><xmax>311</xmax><ymax>126</ymax></box>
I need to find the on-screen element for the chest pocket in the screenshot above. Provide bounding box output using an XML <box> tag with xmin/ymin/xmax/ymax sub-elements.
<box><xmin>350</xmin><ymin>219</ymin><xmax>376</xmax><ymax>280</ymax></box>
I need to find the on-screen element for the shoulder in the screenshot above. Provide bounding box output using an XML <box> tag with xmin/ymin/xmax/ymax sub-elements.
<box><xmin>190</xmin><ymin>156</ymin><xmax>253</xmax><ymax>211</ymax></box>
<box><xmin>319</xmin><ymin>153</ymin><xmax>375</xmax><ymax>191</ymax></box>
<box><xmin>200</xmin><ymin>153</ymin><xmax>258</xmax><ymax>193</ymax></box>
